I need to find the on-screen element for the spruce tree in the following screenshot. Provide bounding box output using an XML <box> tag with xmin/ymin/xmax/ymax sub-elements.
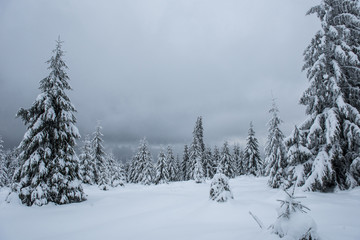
<box><xmin>285</xmin><ymin>126</ymin><xmax>313</xmax><ymax>188</ymax></box>
<box><xmin>2</xmin><ymin>148</ymin><xmax>19</xmax><ymax>187</ymax></box>
<box><xmin>0</xmin><ymin>136</ymin><xmax>6</xmax><ymax>187</ymax></box>
<box><xmin>203</xmin><ymin>146</ymin><xmax>216</xmax><ymax>179</ymax></box>
<box><xmin>155</xmin><ymin>148</ymin><xmax>169</xmax><ymax>184</ymax></box>
<box><xmin>127</xmin><ymin>157</ymin><xmax>138</xmax><ymax>183</ymax></box>
<box><xmin>212</xmin><ymin>145</ymin><xmax>221</xmax><ymax>170</ymax></box>
<box><xmin>189</xmin><ymin>116</ymin><xmax>205</xmax><ymax>180</ymax></box>
<box><xmin>193</xmin><ymin>157</ymin><xmax>204</xmax><ymax>183</ymax></box>
<box><xmin>181</xmin><ymin>145</ymin><xmax>190</xmax><ymax>181</ymax></box>
<box><xmin>300</xmin><ymin>0</ymin><xmax>360</xmax><ymax>191</ymax></box>
<box><xmin>79</xmin><ymin>135</ymin><xmax>96</xmax><ymax>185</ymax></box>
<box><xmin>233</xmin><ymin>144</ymin><xmax>242</xmax><ymax>177</ymax></box>
<box><xmin>209</xmin><ymin>173</ymin><xmax>233</xmax><ymax>202</ymax></box>
<box><xmin>92</xmin><ymin>124</ymin><xmax>110</xmax><ymax>190</ymax></box>
<box><xmin>11</xmin><ymin>38</ymin><xmax>85</xmax><ymax>206</ymax></box>
<box><xmin>265</xmin><ymin>99</ymin><xmax>287</xmax><ymax>188</ymax></box>
<box><xmin>166</xmin><ymin>145</ymin><xmax>178</xmax><ymax>181</ymax></box>
<box><xmin>219</xmin><ymin>142</ymin><xmax>235</xmax><ymax>178</ymax></box>
<box><xmin>244</xmin><ymin>122</ymin><xmax>263</xmax><ymax>176</ymax></box>
<box><xmin>107</xmin><ymin>153</ymin><xmax>125</xmax><ymax>187</ymax></box>
<box><xmin>134</xmin><ymin>138</ymin><xmax>154</xmax><ymax>185</ymax></box>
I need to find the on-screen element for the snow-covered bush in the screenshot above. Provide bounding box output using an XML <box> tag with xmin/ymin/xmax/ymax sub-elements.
<box><xmin>209</xmin><ymin>172</ymin><xmax>233</xmax><ymax>202</ymax></box>
<box><xmin>270</xmin><ymin>187</ymin><xmax>319</xmax><ymax>240</ymax></box>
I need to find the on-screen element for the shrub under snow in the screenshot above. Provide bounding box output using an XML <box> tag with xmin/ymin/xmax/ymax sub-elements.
<box><xmin>209</xmin><ymin>172</ymin><xmax>233</xmax><ymax>202</ymax></box>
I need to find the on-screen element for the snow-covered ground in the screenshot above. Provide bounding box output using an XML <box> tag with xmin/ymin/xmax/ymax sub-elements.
<box><xmin>0</xmin><ymin>176</ymin><xmax>359</xmax><ymax>240</ymax></box>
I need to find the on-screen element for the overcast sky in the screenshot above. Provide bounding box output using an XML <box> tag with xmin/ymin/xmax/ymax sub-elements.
<box><xmin>0</xmin><ymin>0</ymin><xmax>320</xmax><ymax>160</ymax></box>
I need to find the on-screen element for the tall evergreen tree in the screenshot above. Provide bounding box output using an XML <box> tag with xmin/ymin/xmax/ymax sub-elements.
<box><xmin>233</xmin><ymin>144</ymin><xmax>243</xmax><ymax>177</ymax></box>
<box><xmin>203</xmin><ymin>146</ymin><xmax>216</xmax><ymax>179</ymax></box>
<box><xmin>79</xmin><ymin>135</ymin><xmax>95</xmax><ymax>185</ymax></box>
<box><xmin>265</xmin><ymin>99</ymin><xmax>287</xmax><ymax>188</ymax></box>
<box><xmin>11</xmin><ymin>38</ymin><xmax>85</xmax><ymax>206</ymax></box>
<box><xmin>134</xmin><ymin>138</ymin><xmax>154</xmax><ymax>185</ymax></box>
<box><xmin>212</xmin><ymin>145</ymin><xmax>221</xmax><ymax>170</ymax></box>
<box><xmin>181</xmin><ymin>145</ymin><xmax>190</xmax><ymax>181</ymax></box>
<box><xmin>0</xmin><ymin>136</ymin><xmax>6</xmax><ymax>187</ymax></box>
<box><xmin>218</xmin><ymin>142</ymin><xmax>235</xmax><ymax>178</ymax></box>
<box><xmin>189</xmin><ymin>116</ymin><xmax>205</xmax><ymax>179</ymax></box>
<box><xmin>175</xmin><ymin>154</ymin><xmax>182</xmax><ymax>181</ymax></box>
<box><xmin>155</xmin><ymin>148</ymin><xmax>169</xmax><ymax>184</ymax></box>
<box><xmin>107</xmin><ymin>153</ymin><xmax>125</xmax><ymax>187</ymax></box>
<box><xmin>2</xmin><ymin>148</ymin><xmax>19</xmax><ymax>187</ymax></box>
<box><xmin>285</xmin><ymin>126</ymin><xmax>313</xmax><ymax>188</ymax></box>
<box><xmin>244</xmin><ymin>122</ymin><xmax>263</xmax><ymax>176</ymax></box>
<box><xmin>300</xmin><ymin>0</ymin><xmax>360</xmax><ymax>191</ymax></box>
<box><xmin>92</xmin><ymin>124</ymin><xmax>110</xmax><ymax>190</ymax></box>
<box><xmin>194</xmin><ymin>157</ymin><xmax>205</xmax><ymax>183</ymax></box>
<box><xmin>166</xmin><ymin>145</ymin><xmax>178</xmax><ymax>181</ymax></box>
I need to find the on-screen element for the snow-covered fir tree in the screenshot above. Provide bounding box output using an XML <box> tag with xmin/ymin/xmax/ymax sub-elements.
<box><xmin>92</xmin><ymin>124</ymin><xmax>110</xmax><ymax>190</ymax></box>
<box><xmin>285</xmin><ymin>126</ymin><xmax>312</xmax><ymax>188</ymax></box>
<box><xmin>133</xmin><ymin>138</ymin><xmax>154</xmax><ymax>185</ymax></box>
<box><xmin>11</xmin><ymin>38</ymin><xmax>85</xmax><ymax>206</ymax></box>
<box><xmin>300</xmin><ymin>0</ymin><xmax>360</xmax><ymax>191</ymax></box>
<box><xmin>181</xmin><ymin>145</ymin><xmax>190</xmax><ymax>181</ymax></box>
<box><xmin>233</xmin><ymin>144</ymin><xmax>243</xmax><ymax>176</ymax></box>
<box><xmin>193</xmin><ymin>157</ymin><xmax>204</xmax><ymax>183</ymax></box>
<box><xmin>218</xmin><ymin>142</ymin><xmax>235</xmax><ymax>178</ymax></box>
<box><xmin>166</xmin><ymin>145</ymin><xmax>178</xmax><ymax>182</ymax></box>
<box><xmin>79</xmin><ymin>135</ymin><xmax>95</xmax><ymax>185</ymax></box>
<box><xmin>155</xmin><ymin>148</ymin><xmax>169</xmax><ymax>184</ymax></box>
<box><xmin>244</xmin><ymin>122</ymin><xmax>263</xmax><ymax>176</ymax></box>
<box><xmin>0</xmin><ymin>136</ymin><xmax>6</xmax><ymax>187</ymax></box>
<box><xmin>209</xmin><ymin>166</ymin><xmax>233</xmax><ymax>202</ymax></box>
<box><xmin>212</xmin><ymin>145</ymin><xmax>221</xmax><ymax>170</ymax></box>
<box><xmin>128</xmin><ymin>156</ymin><xmax>138</xmax><ymax>183</ymax></box>
<box><xmin>1</xmin><ymin>148</ymin><xmax>19</xmax><ymax>187</ymax></box>
<box><xmin>195</xmin><ymin>116</ymin><xmax>205</xmax><ymax>153</ymax></box>
<box><xmin>107</xmin><ymin>153</ymin><xmax>125</xmax><ymax>187</ymax></box>
<box><xmin>203</xmin><ymin>146</ymin><xmax>215</xmax><ymax>179</ymax></box>
<box><xmin>265</xmin><ymin>99</ymin><xmax>287</xmax><ymax>188</ymax></box>
<box><xmin>189</xmin><ymin>117</ymin><xmax>205</xmax><ymax>180</ymax></box>
<box><xmin>270</xmin><ymin>186</ymin><xmax>319</xmax><ymax>240</ymax></box>
<box><xmin>175</xmin><ymin>154</ymin><xmax>182</xmax><ymax>181</ymax></box>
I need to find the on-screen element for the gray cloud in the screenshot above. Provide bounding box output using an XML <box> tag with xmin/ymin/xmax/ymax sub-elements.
<box><xmin>0</xmin><ymin>0</ymin><xmax>319</xmax><ymax>158</ymax></box>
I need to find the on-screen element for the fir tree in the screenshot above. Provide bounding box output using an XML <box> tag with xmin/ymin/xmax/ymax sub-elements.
<box><xmin>203</xmin><ymin>146</ymin><xmax>216</xmax><ymax>179</ymax></box>
<box><xmin>189</xmin><ymin>116</ymin><xmax>205</xmax><ymax>180</ymax></box>
<box><xmin>265</xmin><ymin>99</ymin><xmax>287</xmax><ymax>188</ymax></box>
<box><xmin>107</xmin><ymin>153</ymin><xmax>125</xmax><ymax>187</ymax></box>
<box><xmin>0</xmin><ymin>136</ymin><xmax>6</xmax><ymax>187</ymax></box>
<box><xmin>209</xmin><ymin>172</ymin><xmax>233</xmax><ymax>202</ymax></box>
<box><xmin>181</xmin><ymin>145</ymin><xmax>190</xmax><ymax>181</ymax></box>
<box><xmin>92</xmin><ymin>124</ymin><xmax>110</xmax><ymax>190</ymax></box>
<box><xmin>2</xmin><ymin>148</ymin><xmax>20</xmax><ymax>187</ymax></box>
<box><xmin>79</xmin><ymin>135</ymin><xmax>95</xmax><ymax>185</ymax></box>
<box><xmin>212</xmin><ymin>146</ymin><xmax>221</xmax><ymax>170</ymax></box>
<box><xmin>155</xmin><ymin>148</ymin><xmax>169</xmax><ymax>184</ymax></box>
<box><xmin>166</xmin><ymin>145</ymin><xmax>178</xmax><ymax>181</ymax></box>
<box><xmin>218</xmin><ymin>142</ymin><xmax>235</xmax><ymax>178</ymax></box>
<box><xmin>193</xmin><ymin>157</ymin><xmax>204</xmax><ymax>183</ymax></box>
<box><xmin>11</xmin><ymin>38</ymin><xmax>85</xmax><ymax>206</ymax></box>
<box><xmin>233</xmin><ymin>144</ymin><xmax>243</xmax><ymax>177</ymax></box>
<box><xmin>244</xmin><ymin>122</ymin><xmax>263</xmax><ymax>176</ymax></box>
<box><xmin>300</xmin><ymin>0</ymin><xmax>360</xmax><ymax>191</ymax></box>
<box><xmin>285</xmin><ymin>126</ymin><xmax>312</xmax><ymax>188</ymax></box>
<box><xmin>175</xmin><ymin>154</ymin><xmax>182</xmax><ymax>181</ymax></box>
<box><xmin>270</xmin><ymin>186</ymin><xmax>319</xmax><ymax>240</ymax></box>
<box><xmin>134</xmin><ymin>138</ymin><xmax>154</xmax><ymax>185</ymax></box>
<box><xmin>127</xmin><ymin>157</ymin><xmax>138</xmax><ymax>183</ymax></box>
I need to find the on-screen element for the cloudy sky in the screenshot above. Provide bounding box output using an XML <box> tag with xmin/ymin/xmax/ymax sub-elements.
<box><xmin>0</xmin><ymin>0</ymin><xmax>319</xmax><ymax>160</ymax></box>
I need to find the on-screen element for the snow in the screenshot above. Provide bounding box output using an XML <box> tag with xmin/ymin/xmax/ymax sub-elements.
<box><xmin>1</xmin><ymin>176</ymin><xmax>360</xmax><ymax>240</ymax></box>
